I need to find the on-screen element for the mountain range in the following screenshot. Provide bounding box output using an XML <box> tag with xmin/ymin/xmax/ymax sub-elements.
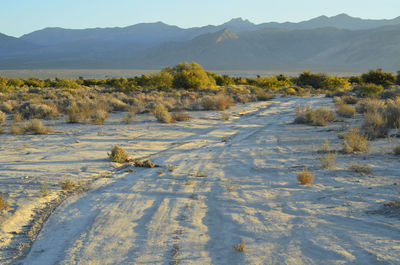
<box><xmin>1</xmin><ymin>14</ymin><xmax>400</xmax><ymax>71</ymax></box>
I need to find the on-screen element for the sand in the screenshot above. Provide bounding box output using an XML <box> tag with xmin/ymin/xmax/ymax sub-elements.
<box><xmin>1</xmin><ymin>96</ymin><xmax>399</xmax><ymax>264</ymax></box>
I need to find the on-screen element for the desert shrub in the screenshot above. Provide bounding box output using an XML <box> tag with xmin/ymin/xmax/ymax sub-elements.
<box><xmin>393</xmin><ymin>146</ymin><xmax>400</xmax><ymax>155</ymax></box>
<box><xmin>294</xmin><ymin>105</ymin><xmax>312</xmax><ymax>124</ymax></box>
<box><xmin>385</xmin><ymin>99</ymin><xmax>400</xmax><ymax>128</ymax></box>
<box><xmin>17</xmin><ymin>102</ymin><xmax>59</xmax><ymax>120</ymax></box>
<box><xmin>310</xmin><ymin>107</ymin><xmax>336</xmax><ymax>126</ymax></box>
<box><xmin>134</xmin><ymin>159</ymin><xmax>156</xmax><ymax>168</ymax></box>
<box><xmin>168</xmin><ymin>62</ymin><xmax>216</xmax><ymax>89</ymax></box>
<box><xmin>10</xmin><ymin>122</ymin><xmax>23</xmax><ymax>134</ymax></box>
<box><xmin>171</xmin><ymin>111</ymin><xmax>191</xmax><ymax>121</ymax></box>
<box><xmin>0</xmin><ymin>194</ymin><xmax>8</xmax><ymax>212</ymax></box>
<box><xmin>343</xmin><ymin>128</ymin><xmax>369</xmax><ymax>153</ymax></box>
<box><xmin>123</xmin><ymin>108</ymin><xmax>136</xmax><ymax>124</ymax></box>
<box><xmin>297</xmin><ymin>166</ymin><xmax>315</xmax><ymax>185</ymax></box>
<box><xmin>232</xmin><ymin>240</ymin><xmax>246</xmax><ymax>252</ymax></box>
<box><xmin>107</xmin><ymin>97</ymin><xmax>128</xmax><ymax>111</ymax></box>
<box><xmin>90</xmin><ymin>108</ymin><xmax>108</xmax><ymax>125</ymax></box>
<box><xmin>11</xmin><ymin>119</ymin><xmax>50</xmax><ymax>135</ymax></box>
<box><xmin>336</xmin><ymin>104</ymin><xmax>356</xmax><ymax>118</ymax></box>
<box><xmin>319</xmin><ymin>153</ymin><xmax>336</xmax><ymax>169</ymax></box>
<box><xmin>149</xmin><ymin>71</ymin><xmax>173</xmax><ymax>89</ymax></box>
<box><xmin>296</xmin><ymin>71</ymin><xmax>327</xmax><ymax>89</ymax></box>
<box><xmin>348</xmin><ymin>162</ymin><xmax>371</xmax><ymax>175</ymax></box>
<box><xmin>321</xmin><ymin>76</ymin><xmax>350</xmax><ymax>91</ymax></box>
<box><xmin>355</xmin><ymin>84</ymin><xmax>384</xmax><ymax>97</ymax></box>
<box><xmin>23</xmin><ymin>119</ymin><xmax>50</xmax><ymax>134</ymax></box>
<box><xmin>214</xmin><ymin>74</ymin><xmax>234</xmax><ymax>86</ymax></box>
<box><xmin>66</xmin><ymin>104</ymin><xmax>91</xmax><ymax>123</ymax></box>
<box><xmin>201</xmin><ymin>95</ymin><xmax>234</xmax><ymax>111</ymax></box>
<box><xmin>252</xmin><ymin>87</ymin><xmax>272</xmax><ymax>101</ymax></box>
<box><xmin>254</xmin><ymin>76</ymin><xmax>291</xmax><ymax>90</ymax></box>
<box><xmin>39</xmin><ymin>184</ymin><xmax>51</xmax><ymax>197</ymax></box>
<box><xmin>221</xmin><ymin>112</ymin><xmax>230</xmax><ymax>121</ymax></box>
<box><xmin>355</xmin><ymin>98</ymin><xmax>384</xmax><ymax>114</ymax></box>
<box><xmin>361</xmin><ymin>69</ymin><xmax>396</xmax><ymax>87</ymax></box>
<box><xmin>53</xmin><ymin>78</ymin><xmax>80</xmax><ymax>89</ymax></box>
<box><xmin>108</xmin><ymin>145</ymin><xmax>128</xmax><ymax>163</ymax></box>
<box><xmin>152</xmin><ymin>104</ymin><xmax>173</xmax><ymax>123</ymax></box>
<box><xmin>0</xmin><ymin>101</ymin><xmax>15</xmax><ymax>113</ymax></box>
<box><xmin>283</xmin><ymin>87</ymin><xmax>297</xmax><ymax>95</ymax></box>
<box><xmin>342</xmin><ymin>95</ymin><xmax>358</xmax><ymax>104</ymax></box>
<box><xmin>60</xmin><ymin>179</ymin><xmax>77</xmax><ymax>191</ymax></box>
<box><xmin>295</xmin><ymin>106</ymin><xmax>335</xmax><ymax>126</ymax></box>
<box><xmin>0</xmin><ymin>110</ymin><xmax>5</xmax><ymax>124</ymax></box>
<box><xmin>319</xmin><ymin>139</ymin><xmax>331</xmax><ymax>154</ymax></box>
<box><xmin>362</xmin><ymin>111</ymin><xmax>388</xmax><ymax>139</ymax></box>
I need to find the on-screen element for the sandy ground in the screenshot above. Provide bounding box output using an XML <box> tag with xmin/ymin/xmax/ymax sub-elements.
<box><xmin>1</xmin><ymin>96</ymin><xmax>399</xmax><ymax>264</ymax></box>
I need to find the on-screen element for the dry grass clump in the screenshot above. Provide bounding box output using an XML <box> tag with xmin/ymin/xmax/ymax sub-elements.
<box><xmin>220</xmin><ymin>112</ymin><xmax>230</xmax><ymax>121</ymax></box>
<box><xmin>152</xmin><ymin>104</ymin><xmax>173</xmax><ymax>123</ymax></box>
<box><xmin>336</xmin><ymin>104</ymin><xmax>356</xmax><ymax>118</ymax></box>
<box><xmin>0</xmin><ymin>110</ymin><xmax>5</xmax><ymax>124</ymax></box>
<box><xmin>201</xmin><ymin>95</ymin><xmax>234</xmax><ymax>111</ymax></box>
<box><xmin>171</xmin><ymin>110</ymin><xmax>191</xmax><ymax>121</ymax></box>
<box><xmin>18</xmin><ymin>101</ymin><xmax>59</xmax><ymax>120</ymax></box>
<box><xmin>232</xmin><ymin>240</ymin><xmax>246</xmax><ymax>252</ymax></box>
<box><xmin>11</xmin><ymin>119</ymin><xmax>50</xmax><ymax>135</ymax></box>
<box><xmin>134</xmin><ymin>159</ymin><xmax>156</xmax><ymax>168</ymax></box>
<box><xmin>60</xmin><ymin>179</ymin><xmax>77</xmax><ymax>191</ymax></box>
<box><xmin>348</xmin><ymin>162</ymin><xmax>372</xmax><ymax>175</ymax></box>
<box><xmin>90</xmin><ymin>108</ymin><xmax>108</xmax><ymax>125</ymax></box>
<box><xmin>66</xmin><ymin>104</ymin><xmax>91</xmax><ymax>123</ymax></box>
<box><xmin>385</xmin><ymin>98</ymin><xmax>400</xmax><ymax>129</ymax></box>
<box><xmin>0</xmin><ymin>100</ymin><xmax>16</xmax><ymax>113</ymax></box>
<box><xmin>355</xmin><ymin>98</ymin><xmax>384</xmax><ymax>114</ymax></box>
<box><xmin>39</xmin><ymin>184</ymin><xmax>51</xmax><ymax>197</ymax></box>
<box><xmin>10</xmin><ymin>122</ymin><xmax>23</xmax><ymax>134</ymax></box>
<box><xmin>0</xmin><ymin>194</ymin><xmax>8</xmax><ymax>212</ymax></box>
<box><xmin>393</xmin><ymin>146</ymin><xmax>400</xmax><ymax>155</ymax></box>
<box><xmin>123</xmin><ymin>108</ymin><xmax>136</xmax><ymax>124</ymax></box>
<box><xmin>319</xmin><ymin>153</ymin><xmax>337</xmax><ymax>169</ymax></box>
<box><xmin>342</xmin><ymin>95</ymin><xmax>358</xmax><ymax>104</ymax></box>
<box><xmin>295</xmin><ymin>105</ymin><xmax>335</xmax><ymax>126</ymax></box>
<box><xmin>362</xmin><ymin>111</ymin><xmax>388</xmax><ymax>139</ymax></box>
<box><xmin>342</xmin><ymin>128</ymin><xmax>369</xmax><ymax>153</ymax></box>
<box><xmin>24</xmin><ymin>119</ymin><xmax>50</xmax><ymax>134</ymax></box>
<box><xmin>297</xmin><ymin>166</ymin><xmax>315</xmax><ymax>185</ymax></box>
<box><xmin>108</xmin><ymin>145</ymin><xmax>128</xmax><ymax>163</ymax></box>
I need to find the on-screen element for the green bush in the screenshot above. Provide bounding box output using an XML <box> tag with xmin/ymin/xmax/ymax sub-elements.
<box><xmin>361</xmin><ymin>69</ymin><xmax>395</xmax><ymax>87</ymax></box>
<box><xmin>149</xmin><ymin>71</ymin><xmax>173</xmax><ymax>89</ymax></box>
<box><xmin>356</xmin><ymin>84</ymin><xmax>384</xmax><ymax>97</ymax></box>
<box><xmin>168</xmin><ymin>62</ymin><xmax>216</xmax><ymax>89</ymax></box>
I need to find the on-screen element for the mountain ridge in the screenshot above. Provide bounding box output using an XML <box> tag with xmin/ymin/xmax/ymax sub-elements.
<box><xmin>1</xmin><ymin>14</ymin><xmax>400</xmax><ymax>71</ymax></box>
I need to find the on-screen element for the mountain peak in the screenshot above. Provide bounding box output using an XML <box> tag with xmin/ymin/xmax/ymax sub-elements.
<box><xmin>225</xmin><ymin>17</ymin><xmax>252</xmax><ymax>25</ymax></box>
<box><xmin>216</xmin><ymin>28</ymin><xmax>238</xmax><ymax>43</ymax></box>
<box><xmin>333</xmin><ymin>13</ymin><xmax>351</xmax><ymax>18</ymax></box>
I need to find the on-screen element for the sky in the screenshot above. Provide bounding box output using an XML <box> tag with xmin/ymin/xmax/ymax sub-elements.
<box><xmin>1</xmin><ymin>0</ymin><xmax>400</xmax><ymax>37</ymax></box>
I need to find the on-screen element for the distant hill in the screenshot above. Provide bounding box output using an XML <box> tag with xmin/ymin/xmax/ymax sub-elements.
<box><xmin>0</xmin><ymin>33</ymin><xmax>38</xmax><ymax>56</ymax></box>
<box><xmin>1</xmin><ymin>14</ymin><xmax>400</xmax><ymax>71</ymax></box>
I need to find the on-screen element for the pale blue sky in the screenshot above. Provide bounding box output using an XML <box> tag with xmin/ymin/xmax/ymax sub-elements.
<box><xmin>2</xmin><ymin>0</ymin><xmax>400</xmax><ymax>37</ymax></box>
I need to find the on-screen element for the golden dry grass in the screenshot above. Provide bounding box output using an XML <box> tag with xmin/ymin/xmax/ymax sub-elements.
<box><xmin>297</xmin><ymin>166</ymin><xmax>315</xmax><ymax>185</ymax></box>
